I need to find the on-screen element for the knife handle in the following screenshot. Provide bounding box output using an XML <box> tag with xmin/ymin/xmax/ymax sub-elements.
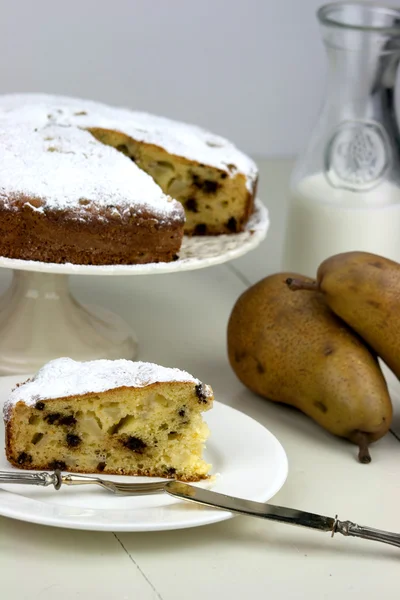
<box><xmin>334</xmin><ymin>518</ymin><xmax>400</xmax><ymax>549</ymax></box>
<box><xmin>0</xmin><ymin>470</ymin><xmax>61</xmax><ymax>489</ymax></box>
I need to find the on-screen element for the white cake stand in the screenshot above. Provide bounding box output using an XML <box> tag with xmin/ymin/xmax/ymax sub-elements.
<box><xmin>0</xmin><ymin>199</ymin><xmax>269</xmax><ymax>375</ymax></box>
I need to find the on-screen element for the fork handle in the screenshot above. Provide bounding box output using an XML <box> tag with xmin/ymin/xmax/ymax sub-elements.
<box><xmin>0</xmin><ymin>470</ymin><xmax>61</xmax><ymax>489</ymax></box>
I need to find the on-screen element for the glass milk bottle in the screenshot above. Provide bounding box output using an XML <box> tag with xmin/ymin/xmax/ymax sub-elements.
<box><xmin>282</xmin><ymin>2</ymin><xmax>400</xmax><ymax>277</ymax></box>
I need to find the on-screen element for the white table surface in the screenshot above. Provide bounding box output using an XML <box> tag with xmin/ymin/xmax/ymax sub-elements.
<box><xmin>0</xmin><ymin>158</ymin><xmax>399</xmax><ymax>600</ymax></box>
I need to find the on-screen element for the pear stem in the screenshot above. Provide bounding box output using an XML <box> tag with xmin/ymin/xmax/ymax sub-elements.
<box><xmin>352</xmin><ymin>431</ymin><xmax>372</xmax><ymax>464</ymax></box>
<box><xmin>285</xmin><ymin>278</ymin><xmax>319</xmax><ymax>292</ymax></box>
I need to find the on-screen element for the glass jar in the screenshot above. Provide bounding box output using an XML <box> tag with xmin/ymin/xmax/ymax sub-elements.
<box><xmin>282</xmin><ymin>1</ymin><xmax>400</xmax><ymax>276</ymax></box>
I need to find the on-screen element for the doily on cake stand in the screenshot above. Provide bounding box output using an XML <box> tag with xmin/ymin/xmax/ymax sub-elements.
<box><xmin>0</xmin><ymin>199</ymin><xmax>269</xmax><ymax>375</ymax></box>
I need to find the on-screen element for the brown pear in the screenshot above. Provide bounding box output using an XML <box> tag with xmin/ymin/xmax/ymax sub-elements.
<box><xmin>228</xmin><ymin>272</ymin><xmax>392</xmax><ymax>463</ymax></box>
<box><xmin>286</xmin><ymin>251</ymin><xmax>400</xmax><ymax>380</ymax></box>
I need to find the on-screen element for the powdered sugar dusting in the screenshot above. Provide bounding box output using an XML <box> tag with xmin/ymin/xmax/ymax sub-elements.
<box><xmin>0</xmin><ymin>93</ymin><xmax>258</xmax><ymax>193</ymax></box>
<box><xmin>0</xmin><ymin>121</ymin><xmax>184</xmax><ymax>224</ymax></box>
<box><xmin>3</xmin><ymin>357</ymin><xmax>213</xmax><ymax>419</ymax></box>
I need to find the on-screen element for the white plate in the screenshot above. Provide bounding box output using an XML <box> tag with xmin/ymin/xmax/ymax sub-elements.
<box><xmin>0</xmin><ymin>378</ymin><xmax>288</xmax><ymax>532</ymax></box>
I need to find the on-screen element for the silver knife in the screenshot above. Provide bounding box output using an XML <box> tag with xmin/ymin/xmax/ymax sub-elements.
<box><xmin>1</xmin><ymin>469</ymin><xmax>399</xmax><ymax>549</ymax></box>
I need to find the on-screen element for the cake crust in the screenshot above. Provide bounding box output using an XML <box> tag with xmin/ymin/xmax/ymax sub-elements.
<box><xmin>0</xmin><ymin>201</ymin><xmax>183</xmax><ymax>265</ymax></box>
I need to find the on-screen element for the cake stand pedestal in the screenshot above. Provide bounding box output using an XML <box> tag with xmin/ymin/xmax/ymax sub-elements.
<box><xmin>0</xmin><ymin>270</ymin><xmax>137</xmax><ymax>375</ymax></box>
<box><xmin>0</xmin><ymin>199</ymin><xmax>269</xmax><ymax>375</ymax></box>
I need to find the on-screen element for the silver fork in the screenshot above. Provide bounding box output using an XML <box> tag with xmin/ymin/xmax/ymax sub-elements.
<box><xmin>0</xmin><ymin>470</ymin><xmax>166</xmax><ymax>495</ymax></box>
<box><xmin>1</xmin><ymin>469</ymin><xmax>400</xmax><ymax>550</ymax></box>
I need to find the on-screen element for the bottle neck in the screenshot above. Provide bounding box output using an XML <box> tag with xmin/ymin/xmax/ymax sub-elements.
<box><xmin>321</xmin><ymin>29</ymin><xmax>400</xmax><ymax>112</ymax></box>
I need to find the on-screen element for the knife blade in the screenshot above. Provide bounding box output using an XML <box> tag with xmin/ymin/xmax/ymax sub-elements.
<box><xmin>165</xmin><ymin>481</ymin><xmax>335</xmax><ymax>532</ymax></box>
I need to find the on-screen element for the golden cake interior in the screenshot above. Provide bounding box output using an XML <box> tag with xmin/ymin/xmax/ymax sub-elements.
<box><xmin>88</xmin><ymin>127</ymin><xmax>255</xmax><ymax>235</ymax></box>
<box><xmin>6</xmin><ymin>382</ymin><xmax>212</xmax><ymax>481</ymax></box>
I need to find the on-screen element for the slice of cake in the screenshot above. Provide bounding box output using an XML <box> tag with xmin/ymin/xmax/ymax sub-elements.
<box><xmin>3</xmin><ymin>358</ymin><xmax>214</xmax><ymax>481</ymax></box>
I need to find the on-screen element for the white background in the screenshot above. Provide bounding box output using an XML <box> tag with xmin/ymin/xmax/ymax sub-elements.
<box><xmin>0</xmin><ymin>0</ymin><xmax>393</xmax><ymax>157</ymax></box>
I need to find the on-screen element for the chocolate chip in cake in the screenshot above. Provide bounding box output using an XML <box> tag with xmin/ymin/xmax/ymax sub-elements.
<box><xmin>49</xmin><ymin>460</ymin><xmax>67</xmax><ymax>471</ymax></box>
<box><xmin>202</xmin><ymin>180</ymin><xmax>219</xmax><ymax>194</ymax></box>
<box><xmin>172</xmin><ymin>254</ymin><xmax>179</xmax><ymax>261</ymax></box>
<box><xmin>123</xmin><ymin>436</ymin><xmax>147</xmax><ymax>453</ymax></box>
<box><xmin>226</xmin><ymin>217</ymin><xmax>238</xmax><ymax>233</ymax></box>
<box><xmin>45</xmin><ymin>412</ymin><xmax>61</xmax><ymax>425</ymax></box>
<box><xmin>66</xmin><ymin>433</ymin><xmax>81</xmax><ymax>448</ymax></box>
<box><xmin>165</xmin><ymin>467</ymin><xmax>176</xmax><ymax>476</ymax></box>
<box><xmin>194</xmin><ymin>223</ymin><xmax>207</xmax><ymax>235</ymax></box>
<box><xmin>17</xmin><ymin>452</ymin><xmax>32</xmax><ymax>465</ymax></box>
<box><xmin>178</xmin><ymin>408</ymin><xmax>186</xmax><ymax>418</ymax></box>
<box><xmin>185</xmin><ymin>198</ymin><xmax>198</xmax><ymax>213</ymax></box>
<box><xmin>192</xmin><ymin>174</ymin><xmax>219</xmax><ymax>194</ymax></box>
<box><xmin>59</xmin><ymin>415</ymin><xmax>77</xmax><ymax>426</ymax></box>
<box><xmin>97</xmin><ymin>461</ymin><xmax>106</xmax><ymax>472</ymax></box>
<box><xmin>195</xmin><ymin>383</ymin><xmax>208</xmax><ymax>403</ymax></box>
<box><xmin>192</xmin><ymin>174</ymin><xmax>201</xmax><ymax>187</ymax></box>
<box><xmin>35</xmin><ymin>401</ymin><xmax>45</xmax><ymax>411</ymax></box>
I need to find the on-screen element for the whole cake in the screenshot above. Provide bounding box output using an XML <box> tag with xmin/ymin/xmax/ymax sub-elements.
<box><xmin>0</xmin><ymin>93</ymin><xmax>258</xmax><ymax>265</ymax></box>
<box><xmin>3</xmin><ymin>357</ymin><xmax>214</xmax><ymax>481</ymax></box>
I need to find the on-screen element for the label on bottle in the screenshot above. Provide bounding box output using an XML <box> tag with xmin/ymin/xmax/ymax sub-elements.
<box><xmin>324</xmin><ymin>120</ymin><xmax>391</xmax><ymax>191</ymax></box>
